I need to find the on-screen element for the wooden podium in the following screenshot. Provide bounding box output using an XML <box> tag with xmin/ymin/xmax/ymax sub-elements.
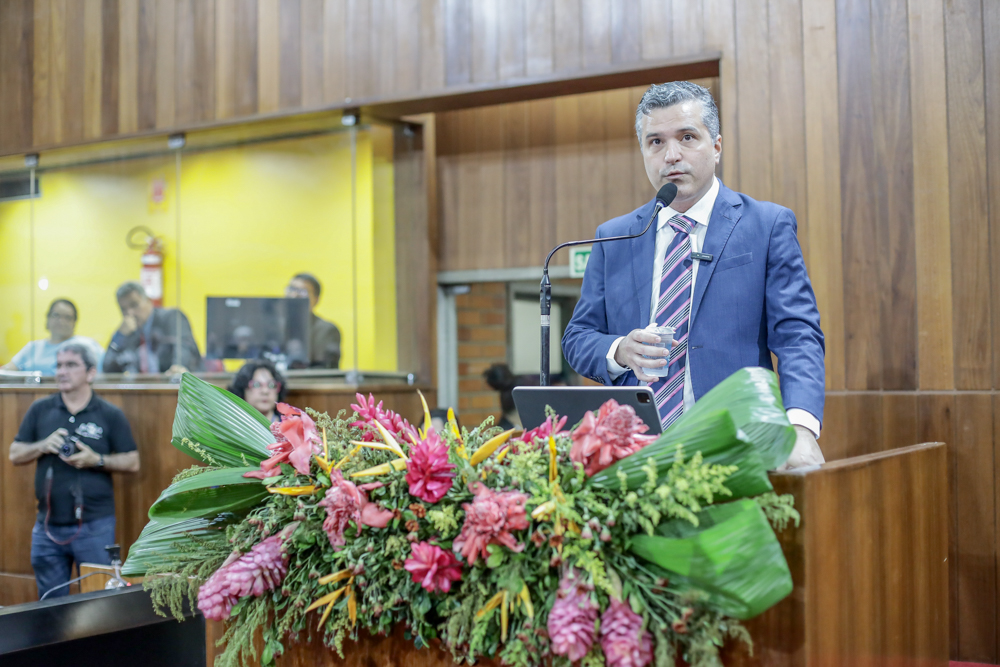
<box><xmin>246</xmin><ymin>442</ymin><xmax>949</xmax><ymax>667</ymax></box>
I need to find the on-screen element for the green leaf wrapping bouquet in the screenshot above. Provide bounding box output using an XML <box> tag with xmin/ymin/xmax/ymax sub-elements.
<box><xmin>125</xmin><ymin>367</ymin><xmax>799</xmax><ymax>667</ymax></box>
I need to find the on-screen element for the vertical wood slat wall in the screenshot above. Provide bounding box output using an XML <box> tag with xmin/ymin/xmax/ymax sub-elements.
<box><xmin>0</xmin><ymin>0</ymin><xmax>998</xmax><ymax>661</ymax></box>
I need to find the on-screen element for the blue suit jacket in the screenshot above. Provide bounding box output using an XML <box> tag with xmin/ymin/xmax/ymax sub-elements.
<box><xmin>562</xmin><ymin>182</ymin><xmax>825</xmax><ymax>423</ymax></box>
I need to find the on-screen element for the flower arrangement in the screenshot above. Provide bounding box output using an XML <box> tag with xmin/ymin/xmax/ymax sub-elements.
<box><xmin>124</xmin><ymin>368</ymin><xmax>801</xmax><ymax>667</ymax></box>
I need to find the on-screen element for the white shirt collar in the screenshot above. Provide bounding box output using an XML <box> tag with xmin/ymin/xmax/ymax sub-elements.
<box><xmin>657</xmin><ymin>176</ymin><xmax>720</xmax><ymax>231</ymax></box>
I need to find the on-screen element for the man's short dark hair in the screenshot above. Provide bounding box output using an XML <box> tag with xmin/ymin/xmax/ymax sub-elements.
<box><xmin>47</xmin><ymin>298</ymin><xmax>78</xmax><ymax>320</ymax></box>
<box><xmin>635</xmin><ymin>81</ymin><xmax>721</xmax><ymax>144</ymax></box>
<box><xmin>293</xmin><ymin>273</ymin><xmax>322</xmax><ymax>299</ymax></box>
<box><xmin>57</xmin><ymin>341</ymin><xmax>97</xmax><ymax>371</ymax></box>
<box><xmin>115</xmin><ymin>281</ymin><xmax>147</xmax><ymax>302</ymax></box>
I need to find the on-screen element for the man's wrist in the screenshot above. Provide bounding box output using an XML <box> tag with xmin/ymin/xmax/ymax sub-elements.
<box><xmin>787</xmin><ymin>408</ymin><xmax>820</xmax><ymax>439</ymax></box>
<box><xmin>606</xmin><ymin>337</ymin><xmax>628</xmax><ymax>380</ymax></box>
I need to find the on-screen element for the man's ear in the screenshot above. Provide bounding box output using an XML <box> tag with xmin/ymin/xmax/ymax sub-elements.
<box><xmin>86</xmin><ymin>366</ymin><xmax>98</xmax><ymax>384</ymax></box>
<box><xmin>714</xmin><ymin>134</ymin><xmax>722</xmax><ymax>163</ymax></box>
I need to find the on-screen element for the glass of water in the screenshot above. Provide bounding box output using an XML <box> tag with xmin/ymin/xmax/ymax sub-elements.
<box><xmin>639</xmin><ymin>324</ymin><xmax>675</xmax><ymax>377</ymax></box>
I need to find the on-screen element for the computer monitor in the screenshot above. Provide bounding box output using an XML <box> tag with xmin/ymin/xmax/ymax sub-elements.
<box><xmin>205</xmin><ymin>297</ymin><xmax>311</xmax><ymax>364</ymax></box>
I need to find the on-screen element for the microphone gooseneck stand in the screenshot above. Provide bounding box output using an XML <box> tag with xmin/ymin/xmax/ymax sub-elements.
<box><xmin>539</xmin><ymin>183</ymin><xmax>678</xmax><ymax>386</ymax></box>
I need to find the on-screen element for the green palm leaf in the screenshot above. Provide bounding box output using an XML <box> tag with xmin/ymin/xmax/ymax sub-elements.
<box><xmin>629</xmin><ymin>499</ymin><xmax>793</xmax><ymax>619</ymax></box>
<box><xmin>148</xmin><ymin>467</ymin><xmax>269</xmax><ymax>522</ymax></box>
<box><xmin>122</xmin><ymin>515</ymin><xmax>233</xmax><ymax>577</ymax></box>
<box><xmin>171</xmin><ymin>373</ymin><xmax>274</xmax><ymax>467</ymax></box>
<box><xmin>586</xmin><ymin>409</ymin><xmax>772</xmax><ymax>499</ymax></box>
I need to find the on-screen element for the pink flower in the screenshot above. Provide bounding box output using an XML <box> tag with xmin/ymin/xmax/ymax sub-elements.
<box><xmin>547</xmin><ymin>572</ymin><xmax>598</xmax><ymax>661</ymax></box>
<box><xmin>318</xmin><ymin>471</ymin><xmax>394</xmax><ymax>547</ymax></box>
<box><xmin>243</xmin><ymin>403</ymin><xmax>322</xmax><ymax>479</ymax></box>
<box><xmin>570</xmin><ymin>400</ymin><xmax>657</xmax><ymax>476</ymax></box>
<box><xmin>350</xmin><ymin>393</ymin><xmax>420</xmax><ymax>442</ymax></box>
<box><xmin>197</xmin><ymin>533</ymin><xmax>289</xmax><ymax>621</ymax></box>
<box><xmin>453</xmin><ymin>484</ymin><xmax>529</xmax><ymax>565</ymax></box>
<box><xmin>406</xmin><ymin>431</ymin><xmax>456</xmax><ymax>503</ymax></box>
<box><xmin>501</xmin><ymin>415</ymin><xmax>569</xmax><ymax>459</ymax></box>
<box><xmin>600</xmin><ymin>599</ymin><xmax>653</xmax><ymax>667</ymax></box>
<box><xmin>404</xmin><ymin>542</ymin><xmax>463</xmax><ymax>593</ymax></box>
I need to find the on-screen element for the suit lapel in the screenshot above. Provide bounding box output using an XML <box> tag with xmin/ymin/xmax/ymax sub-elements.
<box><xmin>691</xmin><ymin>184</ymin><xmax>742</xmax><ymax>326</ymax></box>
<box><xmin>630</xmin><ymin>199</ymin><xmax>658</xmax><ymax>328</ymax></box>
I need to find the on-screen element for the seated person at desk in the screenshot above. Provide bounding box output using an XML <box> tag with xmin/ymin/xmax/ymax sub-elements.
<box><xmin>227</xmin><ymin>359</ymin><xmax>287</xmax><ymax>423</ymax></box>
<box><xmin>2</xmin><ymin>299</ymin><xmax>103</xmax><ymax>375</ymax></box>
<box><xmin>102</xmin><ymin>281</ymin><xmax>201</xmax><ymax>374</ymax></box>
<box><xmin>285</xmin><ymin>273</ymin><xmax>341</xmax><ymax>369</ymax></box>
<box><xmin>7</xmin><ymin>341</ymin><xmax>140</xmax><ymax>599</ymax></box>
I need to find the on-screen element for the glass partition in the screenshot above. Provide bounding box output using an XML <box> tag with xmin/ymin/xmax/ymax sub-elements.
<box><xmin>0</xmin><ymin>118</ymin><xmax>419</xmax><ymax>384</ymax></box>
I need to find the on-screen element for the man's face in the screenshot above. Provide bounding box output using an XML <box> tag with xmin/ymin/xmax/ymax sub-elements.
<box><xmin>639</xmin><ymin>101</ymin><xmax>722</xmax><ymax>212</ymax></box>
<box><xmin>285</xmin><ymin>278</ymin><xmax>317</xmax><ymax>310</ymax></box>
<box><xmin>55</xmin><ymin>351</ymin><xmax>95</xmax><ymax>392</ymax></box>
<box><xmin>118</xmin><ymin>291</ymin><xmax>154</xmax><ymax>325</ymax></box>
<box><xmin>46</xmin><ymin>302</ymin><xmax>76</xmax><ymax>339</ymax></box>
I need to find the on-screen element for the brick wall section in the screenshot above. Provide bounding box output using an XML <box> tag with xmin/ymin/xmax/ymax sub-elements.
<box><xmin>454</xmin><ymin>282</ymin><xmax>507</xmax><ymax>428</ymax></box>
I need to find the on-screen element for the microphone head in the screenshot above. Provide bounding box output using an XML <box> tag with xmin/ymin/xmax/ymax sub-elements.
<box><xmin>655</xmin><ymin>183</ymin><xmax>678</xmax><ymax>209</ymax></box>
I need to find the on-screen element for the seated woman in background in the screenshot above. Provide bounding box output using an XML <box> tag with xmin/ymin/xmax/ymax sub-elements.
<box><xmin>2</xmin><ymin>299</ymin><xmax>104</xmax><ymax>375</ymax></box>
<box><xmin>227</xmin><ymin>359</ymin><xmax>287</xmax><ymax>423</ymax></box>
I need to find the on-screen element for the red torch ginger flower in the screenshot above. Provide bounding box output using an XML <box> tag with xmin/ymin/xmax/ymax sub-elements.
<box><xmin>350</xmin><ymin>393</ymin><xmax>420</xmax><ymax>442</ymax></box>
<box><xmin>547</xmin><ymin>572</ymin><xmax>598</xmax><ymax>661</ymax></box>
<box><xmin>569</xmin><ymin>399</ymin><xmax>657</xmax><ymax>476</ymax></box>
<box><xmin>243</xmin><ymin>403</ymin><xmax>322</xmax><ymax>479</ymax></box>
<box><xmin>318</xmin><ymin>471</ymin><xmax>394</xmax><ymax>547</ymax></box>
<box><xmin>404</xmin><ymin>542</ymin><xmax>463</xmax><ymax>593</ymax></box>
<box><xmin>197</xmin><ymin>530</ymin><xmax>293</xmax><ymax>621</ymax></box>
<box><xmin>600</xmin><ymin>598</ymin><xmax>653</xmax><ymax>667</ymax></box>
<box><xmin>453</xmin><ymin>483</ymin><xmax>529</xmax><ymax>565</ymax></box>
<box><xmin>406</xmin><ymin>431</ymin><xmax>456</xmax><ymax>503</ymax></box>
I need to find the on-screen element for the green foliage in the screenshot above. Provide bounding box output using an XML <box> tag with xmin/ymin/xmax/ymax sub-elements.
<box><xmin>754</xmin><ymin>492</ymin><xmax>800</xmax><ymax>532</ymax></box>
<box><xmin>426</xmin><ymin>504</ymin><xmax>460</xmax><ymax>537</ymax></box>
<box><xmin>148</xmin><ymin>467</ymin><xmax>269</xmax><ymax>522</ymax></box>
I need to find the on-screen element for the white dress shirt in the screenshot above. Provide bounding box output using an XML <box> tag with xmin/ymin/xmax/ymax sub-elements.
<box><xmin>604</xmin><ymin>177</ymin><xmax>820</xmax><ymax>437</ymax></box>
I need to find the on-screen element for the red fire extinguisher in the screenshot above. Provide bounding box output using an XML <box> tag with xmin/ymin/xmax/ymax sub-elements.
<box><xmin>127</xmin><ymin>226</ymin><xmax>164</xmax><ymax>307</ymax></box>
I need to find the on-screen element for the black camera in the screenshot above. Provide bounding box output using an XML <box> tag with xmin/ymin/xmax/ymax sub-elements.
<box><xmin>60</xmin><ymin>435</ymin><xmax>81</xmax><ymax>458</ymax></box>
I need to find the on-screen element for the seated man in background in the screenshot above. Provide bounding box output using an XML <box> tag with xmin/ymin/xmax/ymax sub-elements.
<box><xmin>285</xmin><ymin>273</ymin><xmax>341</xmax><ymax>369</ymax></box>
<box><xmin>8</xmin><ymin>341</ymin><xmax>140</xmax><ymax>599</ymax></box>
<box><xmin>2</xmin><ymin>299</ymin><xmax>104</xmax><ymax>375</ymax></box>
<box><xmin>102</xmin><ymin>281</ymin><xmax>201</xmax><ymax>374</ymax></box>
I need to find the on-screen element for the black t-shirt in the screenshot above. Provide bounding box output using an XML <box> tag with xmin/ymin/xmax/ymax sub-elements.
<box><xmin>16</xmin><ymin>392</ymin><xmax>138</xmax><ymax>525</ymax></box>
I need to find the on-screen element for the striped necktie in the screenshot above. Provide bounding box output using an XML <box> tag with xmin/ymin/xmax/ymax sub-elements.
<box><xmin>650</xmin><ymin>214</ymin><xmax>694</xmax><ymax>430</ymax></box>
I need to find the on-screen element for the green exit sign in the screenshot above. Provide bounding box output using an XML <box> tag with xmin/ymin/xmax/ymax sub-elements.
<box><xmin>569</xmin><ymin>246</ymin><xmax>592</xmax><ymax>278</ymax></box>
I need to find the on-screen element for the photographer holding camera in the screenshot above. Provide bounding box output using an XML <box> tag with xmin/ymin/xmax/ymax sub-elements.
<box><xmin>8</xmin><ymin>341</ymin><xmax>140</xmax><ymax>599</ymax></box>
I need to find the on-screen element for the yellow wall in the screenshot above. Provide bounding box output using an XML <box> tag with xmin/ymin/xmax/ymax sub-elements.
<box><xmin>0</xmin><ymin>127</ymin><xmax>398</xmax><ymax>371</ymax></box>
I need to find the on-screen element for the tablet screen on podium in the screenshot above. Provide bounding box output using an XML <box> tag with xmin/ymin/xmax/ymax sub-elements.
<box><xmin>512</xmin><ymin>386</ymin><xmax>662</xmax><ymax>435</ymax></box>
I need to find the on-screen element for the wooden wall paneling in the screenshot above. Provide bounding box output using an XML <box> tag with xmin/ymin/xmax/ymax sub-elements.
<box><xmin>817</xmin><ymin>393</ymin><xmax>846</xmax><ymax>461</ymax></box>
<box><xmin>232</xmin><ymin>0</ymin><xmax>258</xmax><ymax>116</ymax></box>
<box><xmin>435</xmin><ymin>110</ymin><xmax>459</xmax><ymax>266</ymax></box>
<box><xmin>345</xmin><ymin>0</ymin><xmax>372</xmax><ymax>100</ymax></box>
<box><xmin>443</xmin><ymin>0</ymin><xmax>470</xmax><ymax>86</ymax></box>
<box><xmin>802</xmin><ymin>0</ymin><xmax>845</xmax><ymax>390</ymax></box>
<box><xmin>300</xmin><ymin>0</ymin><xmax>323</xmax><ymax>107</ymax></box>
<box><xmin>843</xmin><ymin>393</ymin><xmax>883</xmax><ymax>461</ymax></box>
<box><xmin>134</xmin><ymin>0</ymin><xmax>156</xmax><ymax>132</ymax></box>
<box><xmin>372</xmin><ymin>0</ymin><xmax>395</xmax><ymax>98</ymax></box>
<box><xmin>837</xmin><ymin>0</ymin><xmax>881</xmax><ymax>390</ymax></box>
<box><xmin>954</xmin><ymin>393</ymin><xmax>996</xmax><ymax>662</ymax></box>
<box><xmin>734</xmin><ymin>0</ymin><xmax>772</xmax><ymax>202</ymax></box>
<box><xmin>471</xmin><ymin>0</ymin><xmax>498</xmax><ymax>84</ymax></box>
<box><xmin>257</xmin><ymin>0</ymin><xmax>280</xmax><ymax>113</ymax></box>
<box><xmin>83</xmin><ymin>0</ymin><xmax>103</xmax><ymax>140</ymax></box>
<box><xmin>629</xmin><ymin>85</ymin><xmax>651</xmax><ymax>206</ymax></box>
<box><xmin>603</xmin><ymin>87</ymin><xmax>640</xmax><ymax>224</ymax></box>
<box><xmin>881</xmin><ymin>393</ymin><xmax>919</xmax><ymax>452</ymax></box>
<box><xmin>392</xmin><ymin>0</ymin><xmax>421</xmax><ymax>96</ymax></box>
<box><xmin>154</xmin><ymin>0</ymin><xmax>175</xmax><ymax>129</ymax></box>
<box><xmin>47</xmin><ymin>0</ymin><xmax>66</xmax><ymax>145</ymax></box>
<box><xmin>476</xmin><ymin>105</ymin><xmax>506</xmax><ymax>270</ymax></box>
<box><xmin>916</xmin><ymin>393</ymin><xmax>958</xmax><ymax>657</ymax></box>
<box><xmin>528</xmin><ymin>97</ymin><xmax>557</xmax><ymax>263</ymax></box>
<box><xmin>497</xmin><ymin>0</ymin><xmax>526</xmax><ymax>80</ymax></box>
<box><xmin>580</xmin><ymin>0</ymin><xmax>611</xmax><ymax>70</ymax></box>
<box><xmin>0</xmin><ymin>573</ymin><xmax>41</xmax><ymax>606</ymax></box>
<box><xmin>322</xmin><ymin>0</ymin><xmax>346</xmax><ymax>104</ymax></box>
<box><xmin>502</xmin><ymin>102</ymin><xmax>531</xmax><ymax>268</ymax></box>
<box><xmin>100</xmin><ymin>0</ymin><xmax>119</xmax><ymax>136</ymax></box>
<box><xmin>117</xmin><ymin>0</ymin><xmax>139</xmax><ymax>135</ymax></box>
<box><xmin>61</xmin><ymin>0</ymin><xmax>85</xmax><ymax>144</ymax></box>
<box><xmin>278</xmin><ymin>0</ymin><xmax>302</xmax><ymax>109</ymax></box>
<box><xmin>871</xmin><ymin>0</ymin><xmax>917</xmax><ymax>390</ymax></box>
<box><xmin>989</xmin><ymin>0</ymin><xmax>1000</xmax><ymax>393</ymax></box>
<box><xmin>671</xmin><ymin>0</ymin><xmax>703</xmax><ymax>56</ymax></box>
<box><xmin>0</xmin><ymin>393</ymin><xmax>10</xmax><ymax>573</ymax></box>
<box><xmin>31</xmin><ymin>0</ymin><xmax>52</xmax><ymax>148</ymax></box>
<box><xmin>945</xmin><ymin>0</ymin><xmax>991</xmax><ymax>390</ymax></box>
<box><xmin>2</xmin><ymin>393</ymin><xmax>46</xmax><ymax>574</ymax></box>
<box><xmin>215</xmin><ymin>0</ymin><xmax>236</xmax><ymax>119</ymax></box>
<box><xmin>419</xmin><ymin>0</ymin><xmax>446</xmax><ymax>90</ymax></box>
<box><xmin>907</xmin><ymin>0</ymin><xmax>954</xmax><ymax>390</ymax></box>
<box><xmin>576</xmin><ymin>91</ymin><xmax>608</xmax><ymax>234</ymax></box>
<box><xmin>701</xmin><ymin>0</ymin><xmax>737</xmax><ymax>189</ymax></box>
<box><xmin>190</xmin><ymin>0</ymin><xmax>217</xmax><ymax>123</ymax></box>
<box><xmin>0</xmin><ymin>0</ymin><xmax>33</xmax><ymax>155</ymax></box>
<box><xmin>524</xmin><ymin>0</ymin><xmax>554</xmax><ymax>77</ymax></box>
<box><xmin>610</xmin><ymin>0</ymin><xmax>640</xmax><ymax>65</ymax></box>
<box><xmin>766</xmin><ymin>0</ymin><xmax>807</xmax><ymax>257</ymax></box>
<box><xmin>553</xmin><ymin>94</ymin><xmax>581</xmax><ymax>247</ymax></box>
<box><xmin>553</xmin><ymin>0</ymin><xmax>582</xmax><ymax>73</ymax></box>
<box><xmin>640</xmin><ymin>0</ymin><xmax>671</xmax><ymax>60</ymax></box>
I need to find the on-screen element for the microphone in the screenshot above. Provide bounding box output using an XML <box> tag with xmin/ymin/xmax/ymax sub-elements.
<box><xmin>540</xmin><ymin>183</ymin><xmax>678</xmax><ymax>386</ymax></box>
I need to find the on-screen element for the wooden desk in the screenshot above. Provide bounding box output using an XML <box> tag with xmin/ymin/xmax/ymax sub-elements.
<box><xmin>0</xmin><ymin>379</ymin><xmax>433</xmax><ymax>605</ymax></box>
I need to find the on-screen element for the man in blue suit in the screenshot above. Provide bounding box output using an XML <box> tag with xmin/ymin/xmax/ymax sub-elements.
<box><xmin>562</xmin><ymin>82</ymin><xmax>825</xmax><ymax>469</ymax></box>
